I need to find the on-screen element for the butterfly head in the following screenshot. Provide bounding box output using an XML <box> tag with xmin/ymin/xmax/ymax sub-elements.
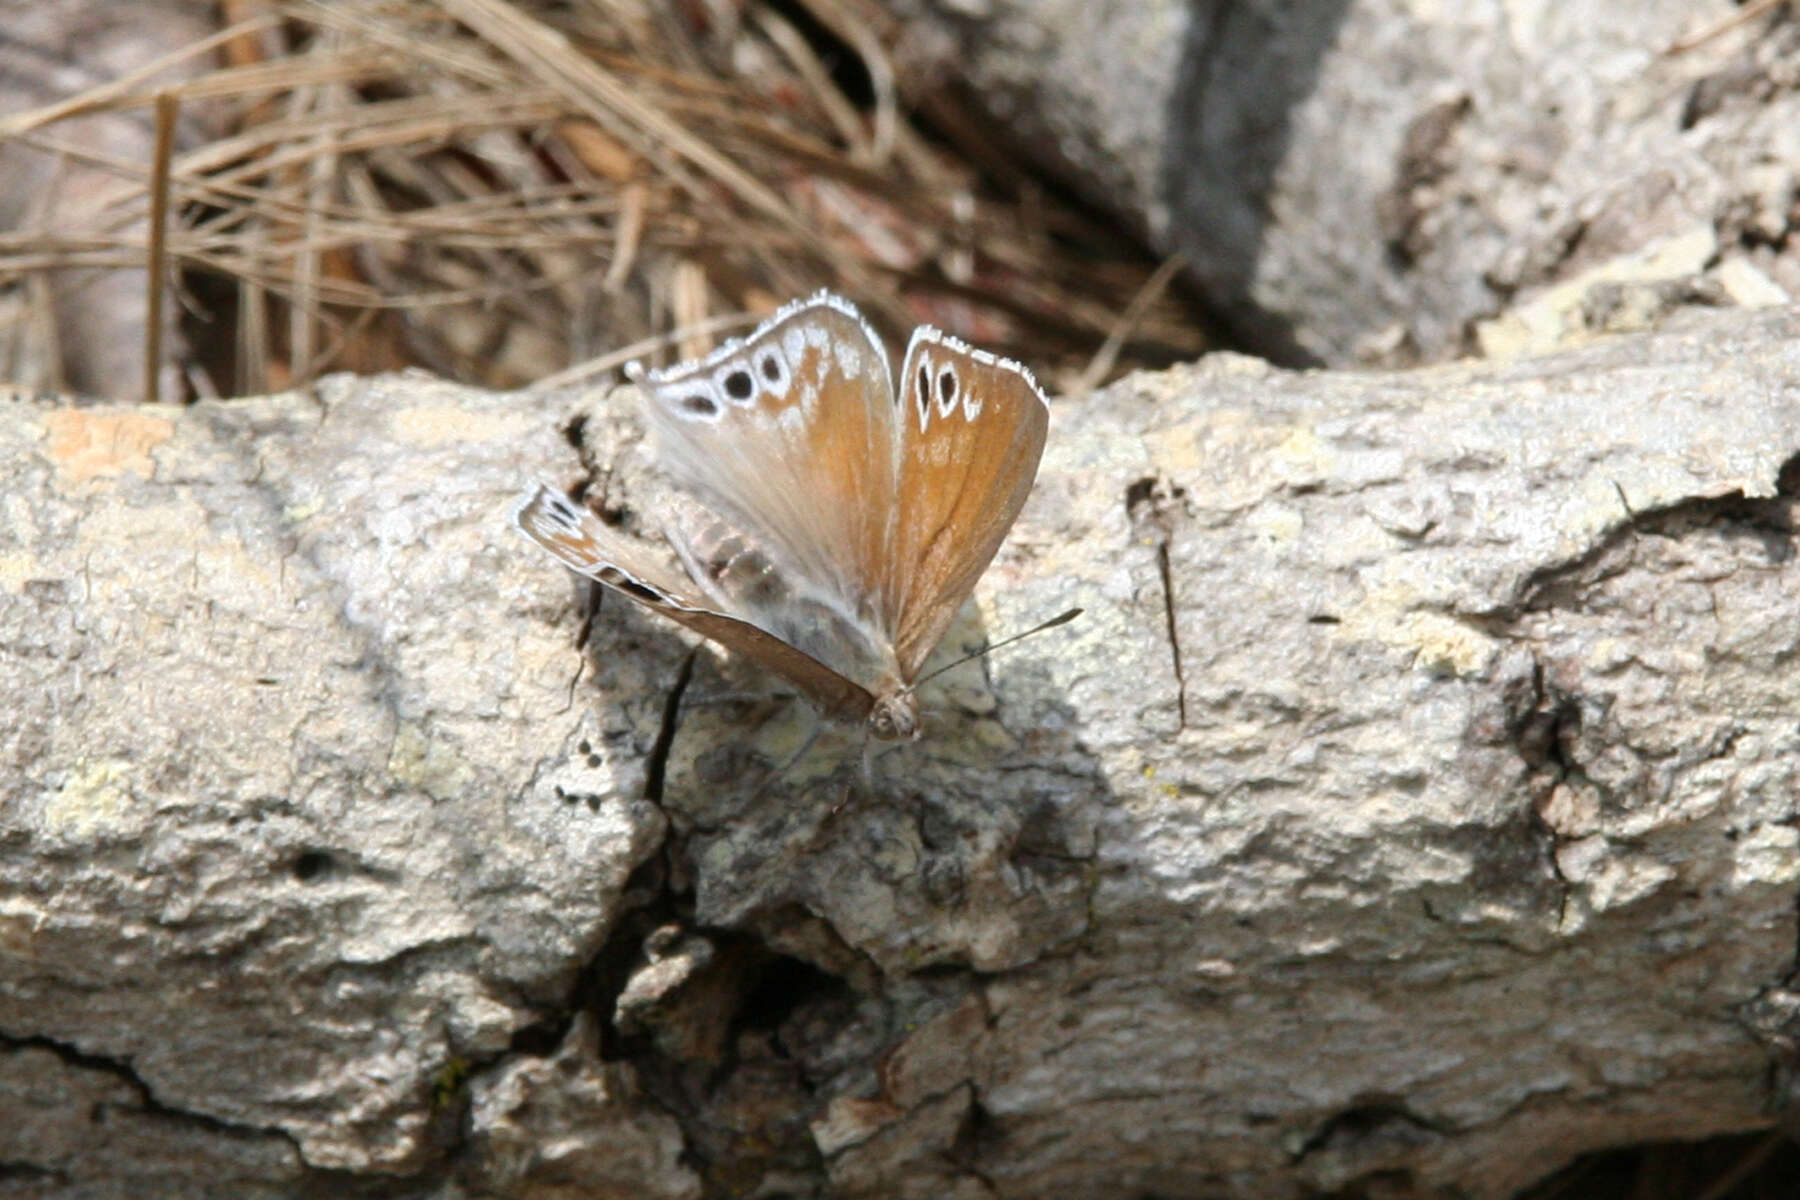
<box><xmin>868</xmin><ymin>688</ymin><xmax>920</xmax><ymax>742</ymax></box>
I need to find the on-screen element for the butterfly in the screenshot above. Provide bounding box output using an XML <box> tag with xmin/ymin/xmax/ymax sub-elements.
<box><xmin>514</xmin><ymin>291</ymin><xmax>1049</xmax><ymax>741</ymax></box>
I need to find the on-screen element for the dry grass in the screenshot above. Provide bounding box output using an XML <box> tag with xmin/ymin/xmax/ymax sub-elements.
<box><xmin>0</xmin><ymin>0</ymin><xmax>1206</xmax><ymax>401</ymax></box>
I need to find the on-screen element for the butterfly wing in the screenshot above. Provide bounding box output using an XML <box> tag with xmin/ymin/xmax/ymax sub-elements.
<box><xmin>633</xmin><ymin>292</ymin><xmax>900</xmax><ymax>649</ymax></box>
<box><xmin>514</xmin><ymin>484</ymin><xmax>877</xmax><ymax>724</ymax></box>
<box><xmin>532</xmin><ymin>293</ymin><xmax>1046</xmax><ymax>722</ymax></box>
<box><xmin>884</xmin><ymin>328</ymin><xmax>1049</xmax><ymax>681</ymax></box>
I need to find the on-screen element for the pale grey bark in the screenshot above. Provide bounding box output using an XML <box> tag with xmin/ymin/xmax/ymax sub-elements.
<box><xmin>3</xmin><ymin>303</ymin><xmax>1798</xmax><ymax>1196</ymax></box>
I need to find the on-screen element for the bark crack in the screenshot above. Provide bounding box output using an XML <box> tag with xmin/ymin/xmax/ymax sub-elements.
<box><xmin>0</xmin><ymin>1030</ymin><xmax>305</xmax><ymax>1154</ymax></box>
<box><xmin>643</xmin><ymin>647</ymin><xmax>697</xmax><ymax>805</ymax></box>
<box><xmin>1517</xmin><ymin>657</ymin><xmax>1581</xmax><ymax>926</ymax></box>
<box><xmin>1290</xmin><ymin>1096</ymin><xmax>1452</xmax><ymax>1163</ymax></box>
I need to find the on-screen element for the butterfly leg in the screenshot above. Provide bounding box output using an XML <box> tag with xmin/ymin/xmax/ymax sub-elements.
<box><xmin>664</xmin><ymin>522</ymin><xmax>737</xmax><ymax>614</ymax></box>
<box><xmin>748</xmin><ymin>704</ymin><xmax>826</xmax><ymax>801</ymax></box>
<box><xmin>682</xmin><ymin>690</ymin><xmax>794</xmax><ymax>709</ymax></box>
<box><xmin>818</xmin><ymin>729</ymin><xmax>876</xmax><ymax>826</ymax></box>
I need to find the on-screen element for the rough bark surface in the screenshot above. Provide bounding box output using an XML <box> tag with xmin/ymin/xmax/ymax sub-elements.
<box><xmin>4</xmin><ymin>305</ymin><xmax>1800</xmax><ymax>1197</ymax></box>
<box><xmin>893</xmin><ymin>0</ymin><xmax>1800</xmax><ymax>365</ymax></box>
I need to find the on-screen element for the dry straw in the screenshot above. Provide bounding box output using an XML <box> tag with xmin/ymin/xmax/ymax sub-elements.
<box><xmin>1</xmin><ymin>0</ymin><xmax>1204</xmax><ymax>400</ymax></box>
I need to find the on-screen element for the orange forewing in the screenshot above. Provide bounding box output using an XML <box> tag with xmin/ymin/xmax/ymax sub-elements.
<box><xmin>635</xmin><ymin>296</ymin><xmax>898</xmax><ymax>627</ymax></box>
<box><xmin>885</xmin><ymin>331</ymin><xmax>1049</xmax><ymax>678</ymax></box>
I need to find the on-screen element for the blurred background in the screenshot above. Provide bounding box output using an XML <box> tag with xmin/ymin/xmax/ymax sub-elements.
<box><xmin>0</xmin><ymin>0</ymin><xmax>1208</xmax><ymax>404</ymax></box>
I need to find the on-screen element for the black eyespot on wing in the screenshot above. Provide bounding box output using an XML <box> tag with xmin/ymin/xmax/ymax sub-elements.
<box><xmin>681</xmin><ymin>393</ymin><xmax>718</xmax><ymax>416</ymax></box>
<box><xmin>724</xmin><ymin>370</ymin><xmax>754</xmax><ymax>401</ymax></box>
<box><xmin>760</xmin><ymin>353</ymin><xmax>782</xmax><ymax>383</ymax></box>
<box><xmin>938</xmin><ymin>367</ymin><xmax>957</xmax><ymax>404</ymax></box>
<box><xmin>915</xmin><ymin>364</ymin><xmax>931</xmax><ymax>420</ymax></box>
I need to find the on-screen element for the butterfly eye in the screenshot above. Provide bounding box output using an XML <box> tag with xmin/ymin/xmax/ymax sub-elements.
<box><xmin>723</xmin><ymin>369</ymin><xmax>755</xmax><ymax>402</ymax></box>
<box><xmin>679</xmin><ymin>393</ymin><xmax>719</xmax><ymax>418</ymax></box>
<box><xmin>937</xmin><ymin>366</ymin><xmax>959</xmax><ymax>416</ymax></box>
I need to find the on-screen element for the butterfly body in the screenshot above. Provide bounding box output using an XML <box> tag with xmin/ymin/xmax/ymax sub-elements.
<box><xmin>515</xmin><ymin>292</ymin><xmax>1048</xmax><ymax>741</ymax></box>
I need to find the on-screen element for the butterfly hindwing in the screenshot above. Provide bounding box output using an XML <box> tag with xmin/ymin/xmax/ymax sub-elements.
<box><xmin>513</xmin><ymin>484</ymin><xmax>877</xmax><ymax>724</ymax></box>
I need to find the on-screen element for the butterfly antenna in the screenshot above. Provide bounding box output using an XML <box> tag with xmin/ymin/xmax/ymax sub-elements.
<box><xmin>911</xmin><ymin>607</ymin><xmax>1083</xmax><ymax>690</ymax></box>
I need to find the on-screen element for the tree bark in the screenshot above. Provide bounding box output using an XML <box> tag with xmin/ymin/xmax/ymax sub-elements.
<box><xmin>893</xmin><ymin>0</ymin><xmax>1800</xmax><ymax>366</ymax></box>
<box><xmin>3</xmin><ymin>305</ymin><xmax>1798</xmax><ymax>1197</ymax></box>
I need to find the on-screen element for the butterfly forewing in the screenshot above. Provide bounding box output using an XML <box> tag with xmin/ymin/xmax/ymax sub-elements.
<box><xmin>885</xmin><ymin>330</ymin><xmax>1050</xmax><ymax>680</ymax></box>
<box><xmin>635</xmin><ymin>294</ymin><xmax>900</xmax><ymax>646</ymax></box>
<box><xmin>514</xmin><ymin>484</ymin><xmax>877</xmax><ymax>724</ymax></box>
